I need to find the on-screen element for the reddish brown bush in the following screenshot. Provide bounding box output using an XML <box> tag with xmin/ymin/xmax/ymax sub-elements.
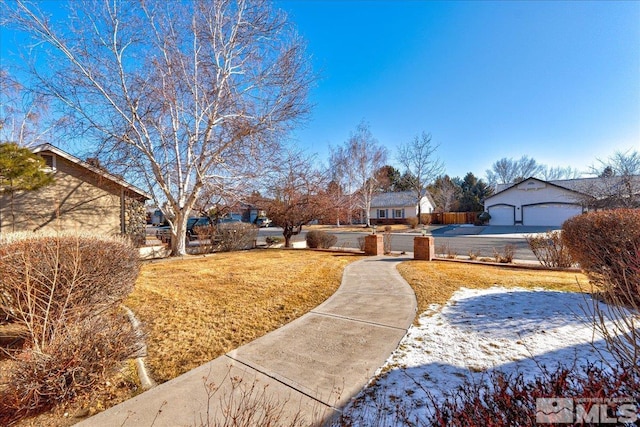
<box><xmin>0</xmin><ymin>312</ymin><xmax>141</xmax><ymax>425</ymax></box>
<box><xmin>0</xmin><ymin>233</ymin><xmax>142</xmax><ymax>424</ymax></box>
<box><xmin>0</xmin><ymin>233</ymin><xmax>140</xmax><ymax>351</ymax></box>
<box><xmin>420</xmin><ymin>214</ymin><xmax>433</xmax><ymax>225</ymax></box>
<box><xmin>428</xmin><ymin>363</ymin><xmax>640</xmax><ymax>427</ymax></box>
<box><xmin>562</xmin><ymin>209</ymin><xmax>640</xmax><ymax>305</ymax></box>
<box><xmin>562</xmin><ymin>210</ymin><xmax>640</xmax><ymax>375</ymax></box>
<box><xmin>407</xmin><ymin>217</ymin><xmax>419</xmax><ymax>229</ymax></box>
<box><xmin>306</xmin><ymin>230</ymin><xmax>338</xmax><ymax>249</ymax></box>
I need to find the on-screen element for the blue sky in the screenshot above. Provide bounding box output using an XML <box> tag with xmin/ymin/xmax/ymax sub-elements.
<box><xmin>2</xmin><ymin>1</ymin><xmax>638</xmax><ymax>181</ymax></box>
<box><xmin>278</xmin><ymin>0</ymin><xmax>640</xmax><ymax>179</ymax></box>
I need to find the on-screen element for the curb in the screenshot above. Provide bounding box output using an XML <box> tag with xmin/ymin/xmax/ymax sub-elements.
<box><xmin>122</xmin><ymin>305</ymin><xmax>157</xmax><ymax>390</ymax></box>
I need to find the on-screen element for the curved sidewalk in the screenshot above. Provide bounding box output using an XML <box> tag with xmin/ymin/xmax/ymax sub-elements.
<box><xmin>79</xmin><ymin>255</ymin><xmax>417</xmax><ymax>426</ymax></box>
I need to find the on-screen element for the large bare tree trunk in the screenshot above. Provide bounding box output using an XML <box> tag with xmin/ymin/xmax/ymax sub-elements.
<box><xmin>169</xmin><ymin>213</ymin><xmax>190</xmax><ymax>256</ymax></box>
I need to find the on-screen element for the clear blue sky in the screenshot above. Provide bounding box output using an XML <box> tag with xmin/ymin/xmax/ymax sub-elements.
<box><xmin>278</xmin><ymin>0</ymin><xmax>640</xmax><ymax>179</ymax></box>
<box><xmin>2</xmin><ymin>1</ymin><xmax>638</xmax><ymax>181</ymax></box>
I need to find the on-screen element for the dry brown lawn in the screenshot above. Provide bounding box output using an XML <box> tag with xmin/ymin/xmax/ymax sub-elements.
<box><xmin>398</xmin><ymin>261</ymin><xmax>590</xmax><ymax>319</ymax></box>
<box><xmin>126</xmin><ymin>249</ymin><xmax>364</xmax><ymax>383</ymax></box>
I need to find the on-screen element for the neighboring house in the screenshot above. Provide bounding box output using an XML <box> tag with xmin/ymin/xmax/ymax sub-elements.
<box><xmin>0</xmin><ymin>144</ymin><xmax>150</xmax><ymax>245</ymax></box>
<box><xmin>370</xmin><ymin>191</ymin><xmax>435</xmax><ymax>224</ymax></box>
<box><xmin>239</xmin><ymin>203</ymin><xmax>267</xmax><ymax>224</ymax></box>
<box><xmin>483</xmin><ymin>176</ymin><xmax>640</xmax><ymax>227</ymax></box>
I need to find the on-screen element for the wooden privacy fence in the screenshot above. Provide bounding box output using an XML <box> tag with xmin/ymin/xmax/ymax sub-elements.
<box><xmin>423</xmin><ymin>212</ymin><xmax>480</xmax><ymax>225</ymax></box>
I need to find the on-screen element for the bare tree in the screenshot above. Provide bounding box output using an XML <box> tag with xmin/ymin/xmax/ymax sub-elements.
<box><xmin>397</xmin><ymin>132</ymin><xmax>444</xmax><ymax>218</ymax></box>
<box><xmin>540</xmin><ymin>165</ymin><xmax>583</xmax><ymax>181</ymax></box>
<box><xmin>262</xmin><ymin>150</ymin><xmax>328</xmax><ymax>247</ymax></box>
<box><xmin>324</xmin><ymin>180</ymin><xmax>350</xmax><ymax>226</ymax></box>
<box><xmin>330</xmin><ymin>121</ymin><xmax>387</xmax><ymax>227</ymax></box>
<box><xmin>3</xmin><ymin>0</ymin><xmax>312</xmax><ymax>256</ymax></box>
<box><xmin>577</xmin><ymin>149</ymin><xmax>640</xmax><ymax>209</ymax></box>
<box><xmin>0</xmin><ymin>69</ymin><xmax>61</xmax><ymax>147</ymax></box>
<box><xmin>485</xmin><ymin>155</ymin><xmax>544</xmax><ymax>185</ymax></box>
<box><xmin>429</xmin><ymin>175</ymin><xmax>460</xmax><ymax>212</ymax></box>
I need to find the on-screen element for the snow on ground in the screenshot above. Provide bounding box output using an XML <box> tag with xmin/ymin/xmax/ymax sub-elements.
<box><xmin>343</xmin><ymin>286</ymin><xmax>627</xmax><ymax>422</ymax></box>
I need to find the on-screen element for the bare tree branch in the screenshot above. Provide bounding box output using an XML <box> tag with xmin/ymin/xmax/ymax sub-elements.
<box><xmin>397</xmin><ymin>131</ymin><xmax>443</xmax><ymax>218</ymax></box>
<box><xmin>330</xmin><ymin>121</ymin><xmax>387</xmax><ymax>227</ymax></box>
<box><xmin>3</xmin><ymin>0</ymin><xmax>312</xmax><ymax>255</ymax></box>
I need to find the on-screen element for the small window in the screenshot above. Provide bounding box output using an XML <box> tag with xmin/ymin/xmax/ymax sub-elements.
<box><xmin>378</xmin><ymin>209</ymin><xmax>386</xmax><ymax>218</ymax></box>
<box><xmin>394</xmin><ymin>209</ymin><xmax>404</xmax><ymax>218</ymax></box>
<box><xmin>39</xmin><ymin>154</ymin><xmax>56</xmax><ymax>171</ymax></box>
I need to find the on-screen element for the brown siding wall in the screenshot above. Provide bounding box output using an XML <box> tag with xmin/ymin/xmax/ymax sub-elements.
<box><xmin>0</xmin><ymin>155</ymin><xmax>123</xmax><ymax>235</ymax></box>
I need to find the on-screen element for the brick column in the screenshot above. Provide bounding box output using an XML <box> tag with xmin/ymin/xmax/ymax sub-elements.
<box><xmin>364</xmin><ymin>234</ymin><xmax>384</xmax><ymax>256</ymax></box>
<box><xmin>414</xmin><ymin>236</ymin><xmax>435</xmax><ymax>261</ymax></box>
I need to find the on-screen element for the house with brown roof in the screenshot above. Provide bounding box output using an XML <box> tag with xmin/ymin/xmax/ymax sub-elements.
<box><xmin>0</xmin><ymin>144</ymin><xmax>150</xmax><ymax>245</ymax></box>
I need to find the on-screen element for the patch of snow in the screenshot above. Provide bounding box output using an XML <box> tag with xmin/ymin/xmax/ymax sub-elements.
<box><xmin>343</xmin><ymin>286</ymin><xmax>630</xmax><ymax>422</ymax></box>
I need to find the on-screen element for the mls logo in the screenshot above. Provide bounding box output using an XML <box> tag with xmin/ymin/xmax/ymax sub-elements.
<box><xmin>536</xmin><ymin>398</ymin><xmax>574</xmax><ymax>423</ymax></box>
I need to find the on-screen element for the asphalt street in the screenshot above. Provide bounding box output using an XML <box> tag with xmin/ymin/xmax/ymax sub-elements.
<box><xmin>257</xmin><ymin>227</ymin><xmax>538</xmax><ymax>261</ymax></box>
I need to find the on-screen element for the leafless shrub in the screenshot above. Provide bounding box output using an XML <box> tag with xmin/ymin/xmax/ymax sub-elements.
<box><xmin>0</xmin><ymin>232</ymin><xmax>142</xmax><ymax>424</ymax></box>
<box><xmin>306</xmin><ymin>231</ymin><xmax>338</xmax><ymax>249</ymax></box>
<box><xmin>194</xmin><ymin>224</ymin><xmax>219</xmax><ymax>254</ymax></box>
<box><xmin>563</xmin><ymin>209</ymin><xmax>640</xmax><ymax>374</ymax></box>
<box><xmin>436</xmin><ymin>243</ymin><xmax>457</xmax><ymax>259</ymax></box>
<box><xmin>197</xmin><ymin>375</ymin><xmax>311</xmax><ymax>427</ymax></box>
<box><xmin>579</xmin><ymin>246</ymin><xmax>640</xmax><ymax>377</ymax></box>
<box><xmin>407</xmin><ymin>217</ymin><xmax>419</xmax><ymax>229</ymax></box>
<box><xmin>0</xmin><ymin>233</ymin><xmax>140</xmax><ymax>352</ymax></box>
<box><xmin>563</xmin><ymin>209</ymin><xmax>640</xmax><ymax>305</ymax></box>
<box><xmin>427</xmin><ymin>363</ymin><xmax>639</xmax><ymax>427</ymax></box>
<box><xmin>493</xmin><ymin>244</ymin><xmax>514</xmax><ymax>263</ymax></box>
<box><xmin>419</xmin><ymin>213</ymin><xmax>432</xmax><ymax>225</ymax></box>
<box><xmin>0</xmin><ymin>311</ymin><xmax>142</xmax><ymax>425</ymax></box>
<box><xmin>216</xmin><ymin>223</ymin><xmax>259</xmax><ymax>252</ymax></box>
<box><xmin>525</xmin><ymin>231</ymin><xmax>574</xmax><ymax>268</ymax></box>
<box><xmin>467</xmin><ymin>251</ymin><xmax>479</xmax><ymax>261</ymax></box>
<box><xmin>357</xmin><ymin>236</ymin><xmax>366</xmax><ymax>251</ymax></box>
<box><xmin>582</xmin><ymin>282</ymin><xmax>640</xmax><ymax>377</ymax></box>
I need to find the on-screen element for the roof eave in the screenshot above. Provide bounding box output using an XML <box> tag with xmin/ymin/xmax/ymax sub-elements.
<box><xmin>33</xmin><ymin>143</ymin><xmax>151</xmax><ymax>200</ymax></box>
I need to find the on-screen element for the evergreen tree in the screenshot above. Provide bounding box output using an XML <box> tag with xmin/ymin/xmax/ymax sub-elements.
<box><xmin>0</xmin><ymin>142</ymin><xmax>54</xmax><ymax>231</ymax></box>
<box><xmin>458</xmin><ymin>172</ymin><xmax>492</xmax><ymax>212</ymax></box>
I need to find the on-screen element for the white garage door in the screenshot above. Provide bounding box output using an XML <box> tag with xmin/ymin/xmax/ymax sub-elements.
<box><xmin>522</xmin><ymin>204</ymin><xmax>582</xmax><ymax>227</ymax></box>
<box><xmin>488</xmin><ymin>205</ymin><xmax>515</xmax><ymax>226</ymax></box>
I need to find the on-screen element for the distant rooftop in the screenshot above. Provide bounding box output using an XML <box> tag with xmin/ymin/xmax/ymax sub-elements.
<box><xmin>371</xmin><ymin>191</ymin><xmax>434</xmax><ymax>208</ymax></box>
<box><xmin>494</xmin><ymin>176</ymin><xmax>640</xmax><ymax>198</ymax></box>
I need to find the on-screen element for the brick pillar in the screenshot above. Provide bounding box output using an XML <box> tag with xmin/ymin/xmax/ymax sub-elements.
<box><xmin>364</xmin><ymin>234</ymin><xmax>384</xmax><ymax>256</ymax></box>
<box><xmin>414</xmin><ymin>236</ymin><xmax>435</xmax><ymax>261</ymax></box>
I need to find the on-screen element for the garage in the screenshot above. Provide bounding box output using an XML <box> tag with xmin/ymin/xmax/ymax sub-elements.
<box><xmin>488</xmin><ymin>205</ymin><xmax>515</xmax><ymax>226</ymax></box>
<box><xmin>522</xmin><ymin>203</ymin><xmax>582</xmax><ymax>227</ymax></box>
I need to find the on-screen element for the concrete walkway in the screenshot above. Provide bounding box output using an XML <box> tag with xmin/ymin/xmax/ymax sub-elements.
<box><xmin>79</xmin><ymin>256</ymin><xmax>417</xmax><ymax>427</ymax></box>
